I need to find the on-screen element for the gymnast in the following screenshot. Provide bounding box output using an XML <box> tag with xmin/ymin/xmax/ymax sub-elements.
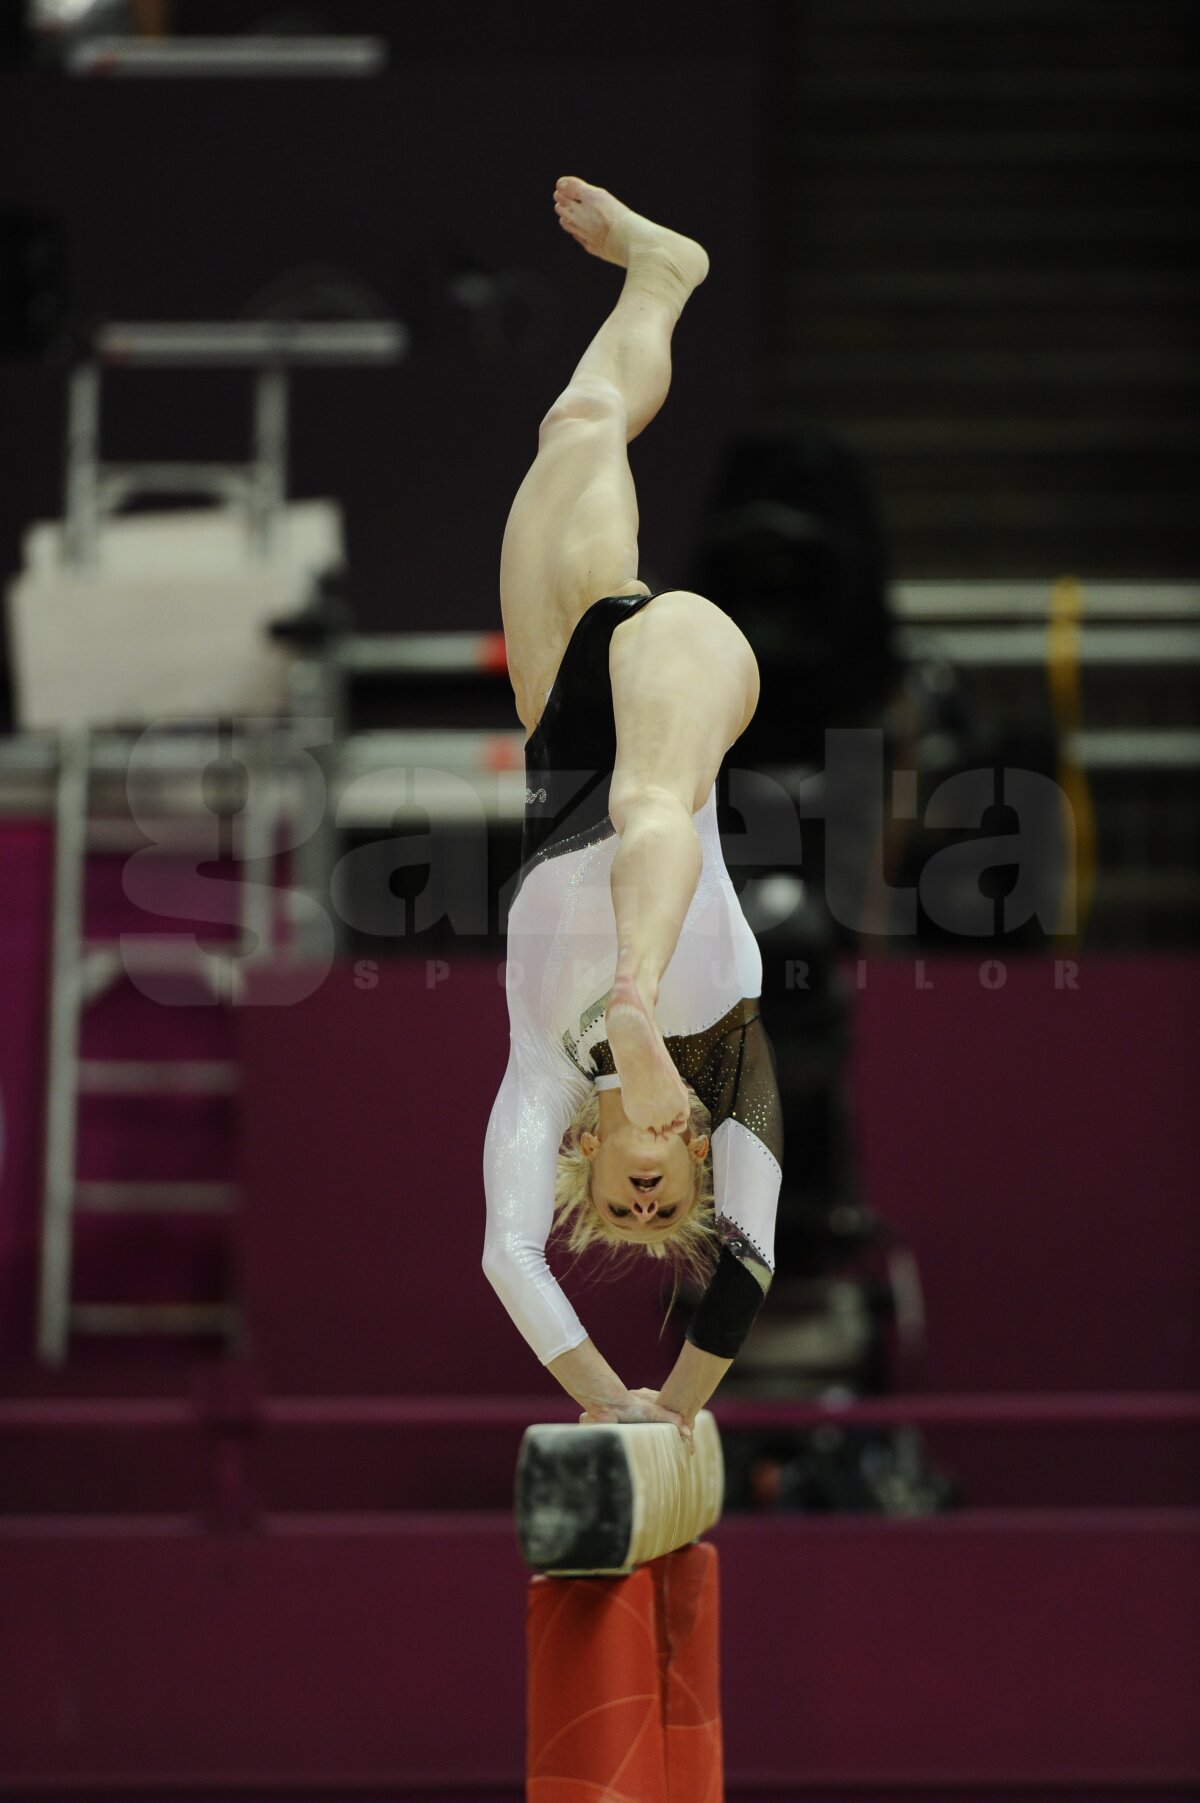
<box><xmin>483</xmin><ymin>177</ymin><xmax>783</xmax><ymax>1439</ymax></box>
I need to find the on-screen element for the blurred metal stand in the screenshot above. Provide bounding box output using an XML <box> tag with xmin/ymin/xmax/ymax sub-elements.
<box><xmin>64</xmin><ymin>320</ymin><xmax>407</xmax><ymax>570</ymax></box>
<box><xmin>276</xmin><ymin>580</ymin><xmax>1200</xmax><ymax>947</ymax></box>
<box><xmin>25</xmin><ymin>0</ymin><xmax>387</xmax><ymax>76</ymax></box>
<box><xmin>64</xmin><ymin>37</ymin><xmax>388</xmax><ymax>78</ymax></box>
<box><xmin>27</xmin><ymin>721</ymin><xmax>300</xmax><ymax>1363</ymax></box>
<box><xmin>12</xmin><ymin>310</ymin><xmax>405</xmax><ymax>1361</ymax></box>
<box><xmin>890</xmin><ymin>580</ymin><xmax>1200</xmax><ymax>943</ymax></box>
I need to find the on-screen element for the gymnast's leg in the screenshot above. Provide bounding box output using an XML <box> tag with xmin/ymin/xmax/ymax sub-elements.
<box><xmin>606</xmin><ymin>592</ymin><xmax>760</xmax><ymax>1133</ymax></box>
<box><xmin>498</xmin><ymin>177</ymin><xmax>708</xmax><ymax>732</ymax></box>
<box><xmin>520</xmin><ymin>181</ymin><xmax>756</xmax><ymax>1133</ymax></box>
<box><xmin>500</xmin><ymin>178</ymin><xmax>757</xmax><ymax>1131</ymax></box>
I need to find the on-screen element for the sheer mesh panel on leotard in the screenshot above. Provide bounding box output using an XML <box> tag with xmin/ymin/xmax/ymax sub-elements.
<box><xmin>589</xmin><ymin>999</ymin><xmax>782</xmax><ymax>1180</ymax></box>
<box><xmin>588</xmin><ymin>993</ymin><xmax>783</xmax><ymax>1338</ymax></box>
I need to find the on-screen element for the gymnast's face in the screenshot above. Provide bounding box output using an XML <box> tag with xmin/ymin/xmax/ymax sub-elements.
<box><xmin>577</xmin><ymin>1121</ymin><xmax>710</xmax><ymax>1239</ymax></box>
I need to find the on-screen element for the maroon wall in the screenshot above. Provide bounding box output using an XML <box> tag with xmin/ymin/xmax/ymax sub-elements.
<box><xmin>234</xmin><ymin>953</ymin><xmax>1200</xmax><ymax>1397</ymax></box>
<box><xmin>3</xmin><ymin>926</ymin><xmax>1197</xmax><ymax>1394</ymax></box>
<box><xmin>2</xmin><ymin>1512</ymin><xmax>1196</xmax><ymax>1792</ymax></box>
<box><xmin>0</xmin><ymin>819</ymin><xmax>239</xmax><ymax>1371</ymax></box>
<box><xmin>235</xmin><ymin>956</ymin><xmax>685</xmax><ymax>1398</ymax></box>
<box><xmin>848</xmin><ymin>955</ymin><xmax>1200</xmax><ymax>1393</ymax></box>
<box><xmin>0</xmin><ymin>821</ymin><xmax>49</xmax><ymax>1350</ymax></box>
<box><xmin>3</xmin><ymin>944</ymin><xmax>1197</xmax><ymax>1793</ymax></box>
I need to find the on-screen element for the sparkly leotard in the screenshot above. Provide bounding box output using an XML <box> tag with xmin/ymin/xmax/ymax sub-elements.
<box><xmin>482</xmin><ymin>593</ymin><xmax>783</xmax><ymax>1364</ymax></box>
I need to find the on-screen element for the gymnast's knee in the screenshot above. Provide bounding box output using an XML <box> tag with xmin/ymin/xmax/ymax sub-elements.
<box><xmin>538</xmin><ymin>377</ymin><xmax>626</xmax><ymax>445</ymax></box>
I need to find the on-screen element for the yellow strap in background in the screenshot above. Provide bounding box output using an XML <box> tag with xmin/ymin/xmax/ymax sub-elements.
<box><xmin>1046</xmin><ymin>575</ymin><xmax>1096</xmax><ymax>942</ymax></box>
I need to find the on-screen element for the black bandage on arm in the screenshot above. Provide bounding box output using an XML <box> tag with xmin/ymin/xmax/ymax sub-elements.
<box><xmin>686</xmin><ymin>1244</ymin><xmax>771</xmax><ymax>1360</ymax></box>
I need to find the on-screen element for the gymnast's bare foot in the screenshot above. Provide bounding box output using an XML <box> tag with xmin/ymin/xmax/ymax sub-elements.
<box><xmin>605</xmin><ymin>974</ymin><xmax>690</xmax><ymax>1139</ymax></box>
<box><xmin>553</xmin><ymin>176</ymin><xmax>709</xmax><ymax>296</ymax></box>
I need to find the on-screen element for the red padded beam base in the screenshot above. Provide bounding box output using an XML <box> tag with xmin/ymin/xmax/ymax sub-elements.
<box><xmin>656</xmin><ymin>1543</ymin><xmax>722</xmax><ymax>1803</ymax></box>
<box><xmin>526</xmin><ymin>1544</ymin><xmax>722</xmax><ymax>1803</ymax></box>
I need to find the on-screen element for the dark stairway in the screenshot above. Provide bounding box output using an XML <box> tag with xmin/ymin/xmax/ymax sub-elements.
<box><xmin>764</xmin><ymin>0</ymin><xmax>1200</xmax><ymax>578</ymax></box>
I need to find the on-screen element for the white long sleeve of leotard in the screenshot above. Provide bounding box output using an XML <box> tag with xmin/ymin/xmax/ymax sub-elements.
<box><xmin>482</xmin><ymin>1034</ymin><xmax>591</xmax><ymax>1365</ymax></box>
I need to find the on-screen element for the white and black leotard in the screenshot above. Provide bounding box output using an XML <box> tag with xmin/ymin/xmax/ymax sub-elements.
<box><xmin>482</xmin><ymin>593</ymin><xmax>783</xmax><ymax>1365</ymax></box>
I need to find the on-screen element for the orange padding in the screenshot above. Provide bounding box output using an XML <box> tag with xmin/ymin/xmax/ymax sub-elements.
<box><xmin>477</xmin><ymin>630</ymin><xmax>510</xmax><ymax>675</ymax></box>
<box><xmin>526</xmin><ymin>1542</ymin><xmax>722</xmax><ymax>1803</ymax></box>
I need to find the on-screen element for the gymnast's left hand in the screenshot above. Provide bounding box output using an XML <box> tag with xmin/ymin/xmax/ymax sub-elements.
<box><xmin>579</xmin><ymin>1388</ymin><xmax>694</xmax><ymax>1449</ymax></box>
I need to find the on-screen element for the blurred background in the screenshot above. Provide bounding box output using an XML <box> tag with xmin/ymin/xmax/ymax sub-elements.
<box><xmin>0</xmin><ymin>1</ymin><xmax>1197</xmax><ymax>1797</ymax></box>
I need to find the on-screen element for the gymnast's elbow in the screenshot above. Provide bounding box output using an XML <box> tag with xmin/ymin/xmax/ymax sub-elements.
<box><xmin>481</xmin><ymin>1239</ymin><xmax>523</xmax><ymax>1314</ymax></box>
<box><xmin>481</xmin><ymin>1238</ymin><xmax>507</xmax><ymax>1288</ymax></box>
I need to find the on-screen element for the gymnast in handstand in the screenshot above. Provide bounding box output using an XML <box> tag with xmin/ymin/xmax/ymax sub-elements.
<box><xmin>483</xmin><ymin>178</ymin><xmax>783</xmax><ymax>1437</ymax></box>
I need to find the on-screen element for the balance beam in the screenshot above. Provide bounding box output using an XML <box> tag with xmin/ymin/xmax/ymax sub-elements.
<box><xmin>515</xmin><ymin>1409</ymin><xmax>724</xmax><ymax>1575</ymax></box>
<box><xmin>517</xmin><ymin>1413</ymin><xmax>726</xmax><ymax>1802</ymax></box>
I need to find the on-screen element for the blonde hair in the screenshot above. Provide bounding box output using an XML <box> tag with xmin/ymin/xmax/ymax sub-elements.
<box><xmin>553</xmin><ymin>1086</ymin><xmax>718</xmax><ymax>1288</ymax></box>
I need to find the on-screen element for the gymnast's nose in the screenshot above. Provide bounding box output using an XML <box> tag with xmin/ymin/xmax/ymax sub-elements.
<box><xmin>630</xmin><ymin>1192</ymin><xmax>659</xmax><ymax>1219</ymax></box>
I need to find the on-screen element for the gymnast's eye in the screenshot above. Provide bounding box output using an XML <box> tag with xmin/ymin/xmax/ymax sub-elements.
<box><xmin>656</xmin><ymin>1208</ymin><xmax>677</xmax><ymax>1221</ymax></box>
<box><xmin>608</xmin><ymin>1205</ymin><xmax>631</xmax><ymax>1219</ymax></box>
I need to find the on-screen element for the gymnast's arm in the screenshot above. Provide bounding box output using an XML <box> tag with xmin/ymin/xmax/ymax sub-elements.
<box><xmin>657</xmin><ymin>1010</ymin><xmax>783</xmax><ymax>1423</ymax></box>
<box><xmin>657</xmin><ymin>1211</ymin><xmax>777</xmax><ymax>1423</ymax></box>
<box><xmin>482</xmin><ymin>1043</ymin><xmax>659</xmax><ymax>1421</ymax></box>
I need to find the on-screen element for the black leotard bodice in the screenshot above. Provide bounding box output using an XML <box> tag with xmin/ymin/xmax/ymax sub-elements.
<box><xmin>520</xmin><ymin>591</ymin><xmax>656</xmax><ymax>873</ymax></box>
